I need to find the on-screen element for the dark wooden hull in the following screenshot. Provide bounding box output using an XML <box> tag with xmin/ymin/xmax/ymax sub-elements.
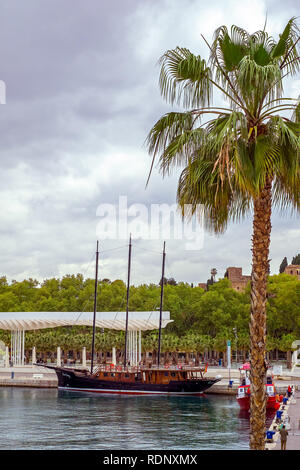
<box><xmin>50</xmin><ymin>367</ymin><xmax>220</xmax><ymax>395</ymax></box>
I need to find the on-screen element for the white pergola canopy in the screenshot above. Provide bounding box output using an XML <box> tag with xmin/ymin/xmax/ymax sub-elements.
<box><xmin>0</xmin><ymin>311</ymin><xmax>172</xmax><ymax>332</ymax></box>
<box><xmin>0</xmin><ymin>311</ymin><xmax>172</xmax><ymax>367</ymax></box>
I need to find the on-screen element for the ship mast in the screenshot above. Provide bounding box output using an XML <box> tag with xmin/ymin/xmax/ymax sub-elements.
<box><xmin>91</xmin><ymin>240</ymin><xmax>99</xmax><ymax>375</ymax></box>
<box><xmin>124</xmin><ymin>234</ymin><xmax>132</xmax><ymax>369</ymax></box>
<box><xmin>157</xmin><ymin>241</ymin><xmax>166</xmax><ymax>367</ymax></box>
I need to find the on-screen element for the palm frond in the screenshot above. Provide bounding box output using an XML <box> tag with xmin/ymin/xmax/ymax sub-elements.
<box><xmin>177</xmin><ymin>156</ymin><xmax>252</xmax><ymax>234</ymax></box>
<box><xmin>146</xmin><ymin>111</ymin><xmax>195</xmax><ymax>185</ymax></box>
<box><xmin>292</xmin><ymin>96</ymin><xmax>300</xmax><ymax>122</ymax></box>
<box><xmin>159</xmin><ymin>127</ymin><xmax>207</xmax><ymax>176</ymax></box>
<box><xmin>158</xmin><ymin>47</ymin><xmax>212</xmax><ymax>108</ymax></box>
<box><xmin>237</xmin><ymin>56</ymin><xmax>282</xmax><ymax>110</ymax></box>
<box><xmin>273</xmin><ymin>17</ymin><xmax>300</xmax><ymax>76</ymax></box>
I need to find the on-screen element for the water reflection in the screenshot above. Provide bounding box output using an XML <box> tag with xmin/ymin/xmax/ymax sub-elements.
<box><xmin>238</xmin><ymin>408</ymin><xmax>275</xmax><ymax>421</ymax></box>
<box><xmin>0</xmin><ymin>388</ymin><xmax>274</xmax><ymax>450</ymax></box>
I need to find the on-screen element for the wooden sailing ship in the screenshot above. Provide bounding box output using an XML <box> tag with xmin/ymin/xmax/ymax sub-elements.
<box><xmin>47</xmin><ymin>363</ymin><xmax>219</xmax><ymax>395</ymax></box>
<box><xmin>40</xmin><ymin>238</ymin><xmax>221</xmax><ymax>395</ymax></box>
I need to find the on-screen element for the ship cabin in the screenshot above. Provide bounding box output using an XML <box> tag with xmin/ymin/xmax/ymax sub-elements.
<box><xmin>92</xmin><ymin>367</ymin><xmax>204</xmax><ymax>384</ymax></box>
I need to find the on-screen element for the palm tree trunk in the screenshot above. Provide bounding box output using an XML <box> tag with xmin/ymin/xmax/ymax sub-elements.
<box><xmin>287</xmin><ymin>350</ymin><xmax>292</xmax><ymax>369</ymax></box>
<box><xmin>249</xmin><ymin>177</ymin><xmax>272</xmax><ymax>450</ymax></box>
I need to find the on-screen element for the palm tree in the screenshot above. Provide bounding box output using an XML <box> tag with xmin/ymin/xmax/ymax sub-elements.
<box><xmin>146</xmin><ymin>19</ymin><xmax>300</xmax><ymax>450</ymax></box>
<box><xmin>208</xmin><ymin>267</ymin><xmax>218</xmax><ymax>288</ymax></box>
<box><xmin>161</xmin><ymin>333</ymin><xmax>181</xmax><ymax>363</ymax></box>
<box><xmin>211</xmin><ymin>268</ymin><xmax>217</xmax><ymax>281</ymax></box>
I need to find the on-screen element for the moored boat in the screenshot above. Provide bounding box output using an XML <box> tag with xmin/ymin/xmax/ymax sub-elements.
<box><xmin>41</xmin><ymin>363</ymin><xmax>221</xmax><ymax>395</ymax></box>
<box><xmin>236</xmin><ymin>363</ymin><xmax>280</xmax><ymax>411</ymax></box>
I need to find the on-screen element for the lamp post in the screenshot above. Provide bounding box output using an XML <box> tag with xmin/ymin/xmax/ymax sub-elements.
<box><xmin>233</xmin><ymin>327</ymin><xmax>238</xmax><ymax>368</ymax></box>
<box><xmin>227</xmin><ymin>340</ymin><xmax>231</xmax><ymax>386</ymax></box>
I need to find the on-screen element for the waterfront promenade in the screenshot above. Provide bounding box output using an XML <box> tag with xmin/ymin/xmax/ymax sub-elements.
<box><xmin>266</xmin><ymin>384</ymin><xmax>300</xmax><ymax>451</ymax></box>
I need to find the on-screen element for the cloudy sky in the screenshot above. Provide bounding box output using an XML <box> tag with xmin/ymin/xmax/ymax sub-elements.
<box><xmin>0</xmin><ymin>0</ymin><xmax>299</xmax><ymax>287</ymax></box>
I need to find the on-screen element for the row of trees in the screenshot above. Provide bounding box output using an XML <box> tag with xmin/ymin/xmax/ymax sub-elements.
<box><xmin>0</xmin><ymin>273</ymin><xmax>299</xmax><ymax>361</ymax></box>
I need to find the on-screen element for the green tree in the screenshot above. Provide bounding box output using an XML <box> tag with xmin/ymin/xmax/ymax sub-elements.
<box><xmin>267</xmin><ymin>274</ymin><xmax>300</xmax><ymax>338</ymax></box>
<box><xmin>278</xmin><ymin>333</ymin><xmax>297</xmax><ymax>368</ymax></box>
<box><xmin>292</xmin><ymin>253</ymin><xmax>300</xmax><ymax>264</ymax></box>
<box><xmin>146</xmin><ymin>19</ymin><xmax>300</xmax><ymax>449</ymax></box>
<box><xmin>166</xmin><ymin>278</ymin><xmax>177</xmax><ymax>286</ymax></box>
<box><xmin>279</xmin><ymin>256</ymin><xmax>288</xmax><ymax>273</ymax></box>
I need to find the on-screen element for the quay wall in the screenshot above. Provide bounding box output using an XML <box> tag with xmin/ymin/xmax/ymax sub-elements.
<box><xmin>0</xmin><ymin>379</ymin><xmax>57</xmax><ymax>388</ymax></box>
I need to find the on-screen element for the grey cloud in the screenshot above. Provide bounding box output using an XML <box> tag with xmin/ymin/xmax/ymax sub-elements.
<box><xmin>1</xmin><ymin>0</ymin><xmax>139</xmax><ymax>100</ymax></box>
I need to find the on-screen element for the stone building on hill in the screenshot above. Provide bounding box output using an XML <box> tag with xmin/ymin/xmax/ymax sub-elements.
<box><xmin>284</xmin><ymin>264</ymin><xmax>300</xmax><ymax>280</ymax></box>
<box><xmin>198</xmin><ymin>283</ymin><xmax>208</xmax><ymax>290</ymax></box>
<box><xmin>224</xmin><ymin>267</ymin><xmax>251</xmax><ymax>292</ymax></box>
<box><xmin>198</xmin><ymin>267</ymin><xmax>251</xmax><ymax>292</ymax></box>
<box><xmin>198</xmin><ymin>263</ymin><xmax>300</xmax><ymax>292</ymax></box>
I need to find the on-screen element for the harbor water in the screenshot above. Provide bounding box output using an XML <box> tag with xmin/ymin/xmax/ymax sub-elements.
<box><xmin>0</xmin><ymin>388</ymin><xmax>275</xmax><ymax>450</ymax></box>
